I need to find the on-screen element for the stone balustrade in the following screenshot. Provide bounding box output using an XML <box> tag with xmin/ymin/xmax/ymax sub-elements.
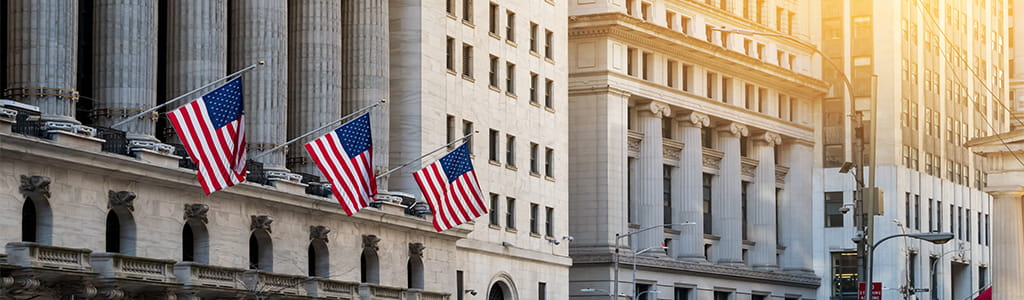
<box><xmin>360</xmin><ymin>283</ymin><xmax>406</xmax><ymax>300</ymax></box>
<box><xmin>5</xmin><ymin>242</ymin><xmax>92</xmax><ymax>271</ymax></box>
<box><xmin>410</xmin><ymin>289</ymin><xmax>451</xmax><ymax>300</ymax></box>
<box><xmin>90</xmin><ymin>252</ymin><xmax>176</xmax><ymax>282</ymax></box>
<box><xmin>241</xmin><ymin>270</ymin><xmax>309</xmax><ymax>296</ymax></box>
<box><xmin>305</xmin><ymin>278</ymin><xmax>359</xmax><ymax>299</ymax></box>
<box><xmin>174</xmin><ymin>262</ymin><xmax>246</xmax><ymax>289</ymax></box>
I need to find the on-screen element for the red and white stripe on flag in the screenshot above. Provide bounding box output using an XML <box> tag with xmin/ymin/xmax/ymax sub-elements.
<box><xmin>305</xmin><ymin>130</ymin><xmax>376</xmax><ymax>215</ymax></box>
<box><xmin>167</xmin><ymin>100</ymin><xmax>247</xmax><ymax>194</ymax></box>
<box><xmin>413</xmin><ymin>147</ymin><xmax>487</xmax><ymax>232</ymax></box>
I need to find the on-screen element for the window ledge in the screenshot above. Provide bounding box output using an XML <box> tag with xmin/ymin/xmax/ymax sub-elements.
<box><xmin>544</xmin><ymin>106</ymin><xmax>556</xmax><ymax>113</ymax></box>
<box><xmin>544</xmin><ymin>0</ymin><xmax>555</xmax><ymax>5</ymax></box>
<box><xmin>529</xmin><ymin>50</ymin><xmax>541</xmax><ymax>58</ymax></box>
<box><xmin>505</xmin><ymin>228</ymin><xmax>518</xmax><ymax>233</ymax></box>
<box><xmin>544</xmin><ymin>176</ymin><xmax>556</xmax><ymax>182</ymax></box>
<box><xmin>488</xmin><ymin>160</ymin><xmax>502</xmax><ymax>166</ymax></box>
<box><xmin>489</xmin><ymin>32</ymin><xmax>502</xmax><ymax>40</ymax></box>
<box><xmin>505</xmin><ymin>91</ymin><xmax>518</xmax><ymax>99</ymax></box>
<box><xmin>530</xmin><ymin>233</ymin><xmax>542</xmax><ymax>238</ymax></box>
<box><xmin>447</xmin><ymin>13</ymin><xmax>458</xmax><ymax>20</ymax></box>
<box><xmin>462</xmin><ymin>75</ymin><xmax>475</xmax><ymax>82</ymax></box>
<box><xmin>529</xmin><ymin>101</ymin><xmax>541</xmax><ymax>108</ymax></box>
<box><xmin>488</xmin><ymin>85</ymin><xmax>502</xmax><ymax>93</ymax></box>
<box><xmin>505</xmin><ymin>164</ymin><xmax>518</xmax><ymax>171</ymax></box>
<box><xmin>462</xmin><ymin>20</ymin><xmax>475</xmax><ymax>28</ymax></box>
<box><xmin>447</xmin><ymin>69</ymin><xmax>458</xmax><ymax>76</ymax></box>
<box><xmin>544</xmin><ymin>57</ymin><xmax>556</xmax><ymax>65</ymax></box>
<box><xmin>506</xmin><ymin>40</ymin><xmax>518</xmax><ymax>47</ymax></box>
<box><xmin>489</xmin><ymin>224</ymin><xmax>502</xmax><ymax>230</ymax></box>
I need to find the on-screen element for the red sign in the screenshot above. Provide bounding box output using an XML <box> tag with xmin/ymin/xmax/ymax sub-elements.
<box><xmin>857</xmin><ymin>282</ymin><xmax>882</xmax><ymax>300</ymax></box>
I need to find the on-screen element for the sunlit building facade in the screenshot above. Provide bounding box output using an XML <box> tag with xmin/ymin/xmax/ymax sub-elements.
<box><xmin>567</xmin><ymin>0</ymin><xmax>827</xmax><ymax>298</ymax></box>
<box><xmin>816</xmin><ymin>0</ymin><xmax>1005</xmax><ymax>299</ymax></box>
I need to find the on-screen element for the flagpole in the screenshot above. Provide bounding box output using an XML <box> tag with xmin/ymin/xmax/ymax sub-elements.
<box><xmin>110</xmin><ymin>61</ymin><xmax>266</xmax><ymax>129</ymax></box>
<box><xmin>376</xmin><ymin>131</ymin><xmax>479</xmax><ymax>179</ymax></box>
<box><xmin>250</xmin><ymin>99</ymin><xmax>387</xmax><ymax>160</ymax></box>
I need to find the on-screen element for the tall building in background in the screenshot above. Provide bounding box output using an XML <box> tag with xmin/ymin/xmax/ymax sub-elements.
<box><xmin>0</xmin><ymin>0</ymin><xmax>568</xmax><ymax>298</ymax></box>
<box><xmin>816</xmin><ymin>0</ymin><xmax>1005</xmax><ymax>299</ymax></box>
<box><xmin>567</xmin><ymin>0</ymin><xmax>826</xmax><ymax>298</ymax></box>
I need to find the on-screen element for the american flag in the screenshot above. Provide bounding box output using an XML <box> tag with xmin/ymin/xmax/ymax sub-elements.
<box><xmin>167</xmin><ymin>77</ymin><xmax>247</xmax><ymax>194</ymax></box>
<box><xmin>304</xmin><ymin>113</ymin><xmax>377</xmax><ymax>215</ymax></box>
<box><xmin>413</xmin><ymin>144</ymin><xmax>487</xmax><ymax>232</ymax></box>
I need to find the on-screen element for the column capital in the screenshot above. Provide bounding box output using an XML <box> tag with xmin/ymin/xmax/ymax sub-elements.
<box><xmin>717</xmin><ymin>123</ymin><xmax>749</xmax><ymax>137</ymax></box>
<box><xmin>680</xmin><ymin>112</ymin><xmax>711</xmax><ymax>128</ymax></box>
<box><xmin>641</xmin><ymin>101</ymin><xmax>672</xmax><ymax>118</ymax></box>
<box><xmin>756</xmin><ymin>132</ymin><xmax>782</xmax><ymax>146</ymax></box>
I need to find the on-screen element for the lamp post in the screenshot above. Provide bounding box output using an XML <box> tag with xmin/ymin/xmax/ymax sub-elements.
<box><xmin>612</xmin><ymin>222</ymin><xmax>694</xmax><ymax>300</ymax></box>
<box><xmin>632</xmin><ymin>246</ymin><xmax>666</xmax><ymax>300</ymax></box>
<box><xmin>867</xmin><ymin>232</ymin><xmax>954</xmax><ymax>300</ymax></box>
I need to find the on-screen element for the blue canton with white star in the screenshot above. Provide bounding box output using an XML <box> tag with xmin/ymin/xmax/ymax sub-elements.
<box><xmin>204</xmin><ymin>77</ymin><xmax>245</xmax><ymax>129</ymax></box>
<box><xmin>440</xmin><ymin>143</ymin><xmax>475</xmax><ymax>183</ymax></box>
<box><xmin>335</xmin><ymin>113</ymin><xmax>372</xmax><ymax>158</ymax></box>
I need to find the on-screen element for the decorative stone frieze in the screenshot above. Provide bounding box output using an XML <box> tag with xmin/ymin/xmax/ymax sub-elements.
<box><xmin>627</xmin><ymin>130</ymin><xmax>643</xmax><ymax>154</ymax></box>
<box><xmin>776</xmin><ymin>165</ymin><xmax>790</xmax><ymax>186</ymax></box>
<box><xmin>741</xmin><ymin>158</ymin><xmax>759</xmax><ymax>178</ymax></box>
<box><xmin>702</xmin><ymin>148</ymin><xmax>724</xmax><ymax>170</ymax></box>
<box><xmin>663</xmin><ymin>139</ymin><xmax>683</xmax><ymax>162</ymax></box>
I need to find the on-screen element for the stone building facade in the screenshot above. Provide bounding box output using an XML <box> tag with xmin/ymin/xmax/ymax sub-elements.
<box><xmin>0</xmin><ymin>0</ymin><xmax>568</xmax><ymax>299</ymax></box>
<box><xmin>815</xmin><ymin>0</ymin><xmax>1003</xmax><ymax>299</ymax></box>
<box><xmin>566</xmin><ymin>0</ymin><xmax>826</xmax><ymax>299</ymax></box>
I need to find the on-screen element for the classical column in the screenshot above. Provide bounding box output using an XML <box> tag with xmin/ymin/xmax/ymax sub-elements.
<box><xmin>749</xmin><ymin>132</ymin><xmax>781</xmax><ymax>270</ymax></box>
<box><xmin>287</xmin><ymin>0</ymin><xmax>343</xmax><ymax>175</ymax></box>
<box><xmin>165</xmin><ymin>0</ymin><xmax>227</xmax><ymax>143</ymax></box>
<box><xmin>342</xmin><ymin>0</ymin><xmax>390</xmax><ymax>189</ymax></box>
<box><xmin>634</xmin><ymin>101</ymin><xmax>670</xmax><ymax>254</ymax></box>
<box><xmin>673</xmin><ymin>112</ymin><xmax>709</xmax><ymax>262</ymax></box>
<box><xmin>780</xmin><ymin>141</ymin><xmax>814</xmax><ymax>273</ymax></box>
<box><xmin>91</xmin><ymin>1</ymin><xmax>165</xmax><ymax>147</ymax></box>
<box><xmin>5</xmin><ymin>0</ymin><xmax>79</xmax><ymax>126</ymax></box>
<box><xmin>712</xmin><ymin>123</ymin><xmax>747</xmax><ymax>266</ymax></box>
<box><xmin>991</xmin><ymin>190</ymin><xmax>1024</xmax><ymax>300</ymax></box>
<box><xmin>229</xmin><ymin>0</ymin><xmax>288</xmax><ymax>173</ymax></box>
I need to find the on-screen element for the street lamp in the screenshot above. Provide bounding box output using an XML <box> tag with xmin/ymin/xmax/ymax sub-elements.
<box><xmin>612</xmin><ymin>222</ymin><xmax>695</xmax><ymax>300</ymax></box>
<box><xmin>867</xmin><ymin>232</ymin><xmax>954</xmax><ymax>300</ymax></box>
<box><xmin>632</xmin><ymin>246</ymin><xmax>667</xmax><ymax>300</ymax></box>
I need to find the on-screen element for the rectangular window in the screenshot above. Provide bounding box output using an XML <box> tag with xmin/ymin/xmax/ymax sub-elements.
<box><xmin>627</xmin><ymin>47</ymin><xmax>638</xmax><ymax>76</ymax></box>
<box><xmin>682</xmin><ymin>64</ymin><xmax>692</xmax><ymax>91</ymax></box>
<box><xmin>506</xmin><ymin>62</ymin><xmax>516</xmax><ymax>94</ymax></box>
<box><xmin>505</xmin><ymin>134</ymin><xmax>516</xmax><ymax>167</ymax></box>
<box><xmin>666</xmin><ymin>60</ymin><xmax>677</xmax><ymax>88</ymax></box>
<box><xmin>703</xmin><ymin>173</ymin><xmax>713</xmax><ymax>234</ymax></box>
<box><xmin>529</xmin><ymin>73</ymin><xmax>539</xmax><ymax>103</ymax></box>
<box><xmin>714</xmin><ymin>291</ymin><xmax>731</xmax><ymax>300</ymax></box>
<box><xmin>489</xmin><ymin>3</ymin><xmax>500</xmax><ymax>35</ymax></box>
<box><xmin>909</xmin><ymin>252</ymin><xmax>918</xmax><ymax>288</ymax></box>
<box><xmin>545</xmin><ymin>79</ymin><xmax>554</xmax><ymax>109</ymax></box>
<box><xmin>529</xmin><ymin>22</ymin><xmax>538</xmax><ymax>52</ymax></box>
<box><xmin>641</xmin><ymin>51</ymin><xmax>652</xmax><ymax>80</ymax></box>
<box><xmin>979</xmin><ymin>266</ymin><xmax>988</xmax><ymax>290</ymax></box>
<box><xmin>447</xmin><ymin>0</ymin><xmax>455</xmax><ymax>15</ymax></box>
<box><xmin>530</xmin><ymin>203</ymin><xmax>539</xmax><ymax>234</ymax></box>
<box><xmin>538</xmin><ymin>282</ymin><xmax>547</xmax><ymax>300</ymax></box>
<box><xmin>665</xmin><ymin>166</ymin><xmax>673</xmax><ymax>225</ymax></box>
<box><xmin>905</xmin><ymin>193</ymin><xmax>912</xmax><ymax>228</ymax></box>
<box><xmin>457</xmin><ymin>270</ymin><xmax>465</xmax><ymax>300</ymax></box>
<box><xmin>666</xmin><ymin>11</ymin><xmax>677</xmax><ymax>30</ymax></box>
<box><xmin>825</xmin><ymin>192</ymin><xmax>844</xmax><ymax>227</ymax></box>
<box><xmin>674</xmin><ymin>287</ymin><xmax>692</xmax><ymax>300</ymax></box>
<box><xmin>462</xmin><ymin>0</ymin><xmax>473</xmax><ymax>23</ymax></box>
<box><xmin>489</xmin><ymin>55</ymin><xmax>500</xmax><ymax>88</ymax></box>
<box><xmin>544</xmin><ymin>30</ymin><xmax>554</xmax><ymax>59</ymax></box>
<box><xmin>788</xmin><ymin>12</ymin><xmax>795</xmax><ymax>34</ymax></box>
<box><xmin>978</xmin><ymin>211</ymin><xmax>983</xmax><ymax>244</ymax></box>
<box><xmin>462</xmin><ymin>44</ymin><xmax>474</xmax><ymax>77</ymax></box>
<box><xmin>545</xmin><ymin>206</ymin><xmax>554</xmax><ymax>237</ymax></box>
<box><xmin>505</xmin><ymin>10</ymin><xmax>515</xmax><ymax>42</ymax></box>
<box><xmin>530</xmin><ymin>142</ymin><xmax>539</xmax><ymax>174</ymax></box>
<box><xmin>758</xmin><ymin>88</ymin><xmax>768</xmax><ymax>113</ymax></box>
<box><xmin>544</xmin><ymin>147</ymin><xmax>554</xmax><ymax>177</ymax></box>
<box><xmin>640</xmin><ymin>1</ymin><xmax>651</xmax><ymax>21</ymax></box>
<box><xmin>915</xmin><ymin>195</ymin><xmax>921</xmax><ymax>230</ymax></box>
<box><xmin>832</xmin><ymin>252</ymin><xmax>860</xmax><ymax>299</ymax></box>
<box><xmin>706</xmin><ymin>72</ymin><xmax>717</xmax><ymax>99</ymax></box>
<box><xmin>721</xmin><ymin>76</ymin><xmax>732</xmax><ymax>103</ymax></box>
<box><xmin>489</xmin><ymin>193</ymin><xmax>500</xmax><ymax>226</ymax></box>
<box><xmin>447</xmin><ymin>115</ymin><xmax>456</xmax><ymax>144</ymax></box>
<box><xmin>776</xmin><ymin>7</ymin><xmax>784</xmax><ymax>31</ymax></box>
<box><xmin>462</xmin><ymin>120</ymin><xmax>474</xmax><ymax>154</ymax></box>
<box><xmin>966</xmin><ymin>209</ymin><xmax>971</xmax><ymax>242</ymax></box>
<box><xmin>506</xmin><ymin>197</ymin><xmax>516</xmax><ymax>229</ymax></box>
<box><xmin>985</xmin><ymin>214</ymin><xmax>990</xmax><ymax>245</ymax></box>
<box><xmin>929</xmin><ymin>198</ymin><xmax>936</xmax><ymax>231</ymax></box>
<box><xmin>742</xmin><ymin>182</ymin><xmax>749</xmax><ymax>240</ymax></box>
<box><xmin>446</xmin><ymin>37</ymin><xmax>456</xmax><ymax>71</ymax></box>
<box><xmin>680</xmin><ymin>15</ymin><xmax>691</xmax><ymax>34</ymax></box>
<box><xmin>744</xmin><ymin>84</ymin><xmax>755</xmax><ymax>109</ymax></box>
<box><xmin>488</xmin><ymin>129</ymin><xmax>500</xmax><ymax>162</ymax></box>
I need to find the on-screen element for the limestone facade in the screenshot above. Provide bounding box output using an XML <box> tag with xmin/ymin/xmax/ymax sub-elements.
<box><xmin>0</xmin><ymin>0</ymin><xmax>569</xmax><ymax>299</ymax></box>
<box><xmin>567</xmin><ymin>0</ymin><xmax>826</xmax><ymax>298</ymax></box>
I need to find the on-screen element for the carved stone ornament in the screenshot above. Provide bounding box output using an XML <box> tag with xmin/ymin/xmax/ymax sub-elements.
<box><xmin>97</xmin><ymin>286</ymin><xmax>126</xmax><ymax>300</ymax></box>
<box><xmin>702</xmin><ymin>156</ymin><xmax>721</xmax><ymax>169</ymax></box>
<box><xmin>760</xmin><ymin>132</ymin><xmax>783</xmax><ymax>146</ymax></box>
<box><xmin>108</xmin><ymin>190</ymin><xmax>136</xmax><ymax>212</ymax></box>
<box><xmin>628</xmin><ymin>136</ymin><xmax>642</xmax><ymax>153</ymax></box>
<box><xmin>720</xmin><ymin>123</ymin><xmax>749</xmax><ymax>137</ymax></box>
<box><xmin>184</xmin><ymin>204</ymin><xmax>210</xmax><ymax>224</ymax></box>
<box><xmin>741</xmin><ymin>164</ymin><xmax>757</xmax><ymax>177</ymax></box>
<box><xmin>647</xmin><ymin>101</ymin><xmax>672</xmax><ymax>118</ymax></box>
<box><xmin>363</xmin><ymin>235</ymin><xmax>381</xmax><ymax>251</ymax></box>
<box><xmin>685</xmin><ymin>112</ymin><xmax>711</xmax><ymax>128</ymax></box>
<box><xmin>19</xmin><ymin>175</ymin><xmax>51</xmax><ymax>200</ymax></box>
<box><xmin>53</xmin><ymin>281</ymin><xmax>97</xmax><ymax>298</ymax></box>
<box><xmin>409</xmin><ymin>243</ymin><xmax>426</xmax><ymax>257</ymax></box>
<box><xmin>310</xmin><ymin>225</ymin><xmax>331</xmax><ymax>242</ymax></box>
<box><xmin>251</xmin><ymin>215</ymin><xmax>274</xmax><ymax>233</ymax></box>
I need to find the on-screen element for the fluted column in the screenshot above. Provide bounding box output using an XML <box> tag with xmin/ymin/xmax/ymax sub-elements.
<box><xmin>342</xmin><ymin>0</ymin><xmax>390</xmax><ymax>189</ymax></box>
<box><xmin>287</xmin><ymin>0</ymin><xmax>343</xmax><ymax>175</ymax></box>
<box><xmin>5</xmin><ymin>0</ymin><xmax>79</xmax><ymax>125</ymax></box>
<box><xmin>634</xmin><ymin>102</ymin><xmax>670</xmax><ymax>254</ymax></box>
<box><xmin>91</xmin><ymin>0</ymin><xmax>161</xmax><ymax>144</ymax></box>
<box><xmin>712</xmin><ymin>123</ymin><xmax>747</xmax><ymax>266</ymax></box>
<box><xmin>780</xmin><ymin>141</ymin><xmax>814</xmax><ymax>273</ymax></box>
<box><xmin>991</xmin><ymin>190</ymin><xmax>1024</xmax><ymax>300</ymax></box>
<box><xmin>750</xmin><ymin>132</ymin><xmax>781</xmax><ymax>270</ymax></box>
<box><xmin>230</xmin><ymin>0</ymin><xmax>288</xmax><ymax>172</ymax></box>
<box><xmin>165</xmin><ymin>0</ymin><xmax>227</xmax><ymax>143</ymax></box>
<box><xmin>673</xmin><ymin>112</ymin><xmax>710</xmax><ymax>262</ymax></box>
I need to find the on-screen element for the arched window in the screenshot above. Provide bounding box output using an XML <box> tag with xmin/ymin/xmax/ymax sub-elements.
<box><xmin>182</xmin><ymin>220</ymin><xmax>210</xmax><ymax>263</ymax></box>
<box><xmin>249</xmin><ymin>230</ymin><xmax>273</xmax><ymax>271</ymax></box>
<box><xmin>486</xmin><ymin>274</ymin><xmax>518</xmax><ymax>300</ymax></box>
<box><xmin>21</xmin><ymin>197</ymin><xmax>53</xmax><ymax>244</ymax></box>
<box><xmin>105</xmin><ymin>208</ymin><xmax>136</xmax><ymax>255</ymax></box>
<box><xmin>407</xmin><ymin>256</ymin><xmax>424</xmax><ymax>289</ymax></box>
<box><xmin>488</xmin><ymin>282</ymin><xmax>508</xmax><ymax>300</ymax></box>
<box><xmin>360</xmin><ymin>248</ymin><xmax>380</xmax><ymax>284</ymax></box>
<box><xmin>308</xmin><ymin>241</ymin><xmax>329</xmax><ymax>277</ymax></box>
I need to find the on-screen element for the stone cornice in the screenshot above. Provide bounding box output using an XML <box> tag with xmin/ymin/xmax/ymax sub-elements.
<box><xmin>571</xmin><ymin>253</ymin><xmax>820</xmax><ymax>288</ymax></box>
<box><xmin>568</xmin><ymin>13</ymin><xmax>829</xmax><ymax>96</ymax></box>
<box><xmin>0</xmin><ymin>132</ymin><xmax>471</xmax><ymax>240</ymax></box>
